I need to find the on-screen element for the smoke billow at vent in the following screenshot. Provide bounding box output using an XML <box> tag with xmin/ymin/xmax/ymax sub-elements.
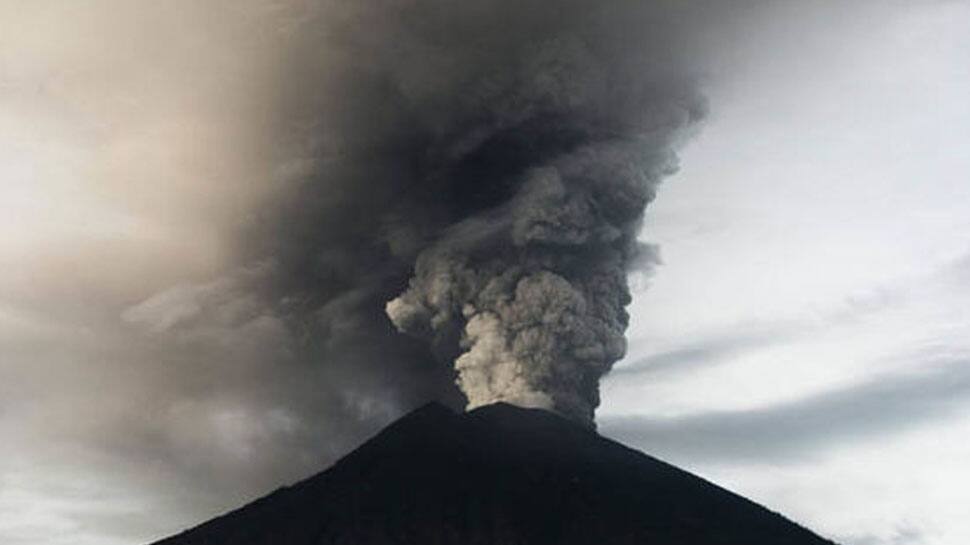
<box><xmin>247</xmin><ymin>0</ymin><xmax>706</xmax><ymax>426</ymax></box>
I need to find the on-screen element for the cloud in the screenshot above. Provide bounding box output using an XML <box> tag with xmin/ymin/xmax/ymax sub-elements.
<box><xmin>841</xmin><ymin>525</ymin><xmax>927</xmax><ymax>545</ymax></box>
<box><xmin>615</xmin><ymin>326</ymin><xmax>797</xmax><ymax>378</ymax></box>
<box><xmin>602</xmin><ymin>354</ymin><xmax>970</xmax><ymax>464</ymax></box>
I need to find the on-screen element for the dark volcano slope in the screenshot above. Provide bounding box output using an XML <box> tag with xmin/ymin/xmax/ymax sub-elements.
<box><xmin>152</xmin><ymin>403</ymin><xmax>837</xmax><ymax>545</ymax></box>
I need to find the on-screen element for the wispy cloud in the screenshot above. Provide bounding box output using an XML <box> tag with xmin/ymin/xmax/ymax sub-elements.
<box><xmin>603</xmin><ymin>353</ymin><xmax>970</xmax><ymax>464</ymax></box>
<box><xmin>615</xmin><ymin>326</ymin><xmax>797</xmax><ymax>378</ymax></box>
<box><xmin>840</xmin><ymin>525</ymin><xmax>927</xmax><ymax>545</ymax></box>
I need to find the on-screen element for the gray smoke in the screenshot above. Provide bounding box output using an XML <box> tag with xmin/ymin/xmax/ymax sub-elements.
<box><xmin>373</xmin><ymin>4</ymin><xmax>707</xmax><ymax>424</ymax></box>
<box><xmin>240</xmin><ymin>0</ymin><xmax>706</xmax><ymax>426</ymax></box>
<box><xmin>385</xmin><ymin>137</ymin><xmax>694</xmax><ymax>424</ymax></box>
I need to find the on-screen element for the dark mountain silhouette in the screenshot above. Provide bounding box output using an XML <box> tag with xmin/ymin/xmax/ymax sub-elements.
<box><xmin>151</xmin><ymin>402</ymin><xmax>837</xmax><ymax>545</ymax></box>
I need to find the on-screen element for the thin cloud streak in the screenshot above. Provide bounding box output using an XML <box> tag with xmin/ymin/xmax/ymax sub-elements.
<box><xmin>602</xmin><ymin>354</ymin><xmax>970</xmax><ymax>464</ymax></box>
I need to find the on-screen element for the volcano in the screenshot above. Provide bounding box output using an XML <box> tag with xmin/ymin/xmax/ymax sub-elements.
<box><xmin>151</xmin><ymin>402</ymin><xmax>836</xmax><ymax>545</ymax></box>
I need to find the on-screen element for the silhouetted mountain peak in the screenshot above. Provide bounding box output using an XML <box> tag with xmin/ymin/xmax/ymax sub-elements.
<box><xmin>152</xmin><ymin>403</ymin><xmax>838</xmax><ymax>545</ymax></box>
<box><xmin>398</xmin><ymin>400</ymin><xmax>457</xmax><ymax>423</ymax></box>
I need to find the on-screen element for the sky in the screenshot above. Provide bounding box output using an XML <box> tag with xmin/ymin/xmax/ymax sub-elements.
<box><xmin>2</xmin><ymin>1</ymin><xmax>969</xmax><ymax>545</ymax></box>
<box><xmin>601</xmin><ymin>2</ymin><xmax>970</xmax><ymax>544</ymax></box>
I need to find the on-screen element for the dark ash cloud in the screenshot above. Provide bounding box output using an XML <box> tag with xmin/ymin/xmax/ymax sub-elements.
<box><xmin>0</xmin><ymin>1</ymin><xmax>765</xmax><ymax>542</ymax></box>
<box><xmin>16</xmin><ymin>2</ymin><xmax>716</xmax><ymax>539</ymax></box>
<box><xmin>217</xmin><ymin>0</ymin><xmax>710</xmax><ymax>426</ymax></box>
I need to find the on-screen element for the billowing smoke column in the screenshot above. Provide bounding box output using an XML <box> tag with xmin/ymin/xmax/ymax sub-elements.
<box><xmin>385</xmin><ymin>144</ymin><xmax>674</xmax><ymax>424</ymax></box>
<box><xmin>246</xmin><ymin>0</ymin><xmax>705</xmax><ymax>427</ymax></box>
<box><xmin>372</xmin><ymin>3</ymin><xmax>704</xmax><ymax>425</ymax></box>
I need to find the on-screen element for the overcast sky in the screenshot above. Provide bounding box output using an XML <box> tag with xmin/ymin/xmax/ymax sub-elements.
<box><xmin>2</xmin><ymin>2</ymin><xmax>969</xmax><ymax>545</ymax></box>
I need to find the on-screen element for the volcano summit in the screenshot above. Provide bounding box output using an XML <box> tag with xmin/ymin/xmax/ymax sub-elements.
<box><xmin>152</xmin><ymin>403</ymin><xmax>836</xmax><ymax>545</ymax></box>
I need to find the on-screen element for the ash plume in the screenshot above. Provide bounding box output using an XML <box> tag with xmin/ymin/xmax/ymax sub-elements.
<box><xmin>238</xmin><ymin>0</ymin><xmax>706</xmax><ymax>426</ymax></box>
